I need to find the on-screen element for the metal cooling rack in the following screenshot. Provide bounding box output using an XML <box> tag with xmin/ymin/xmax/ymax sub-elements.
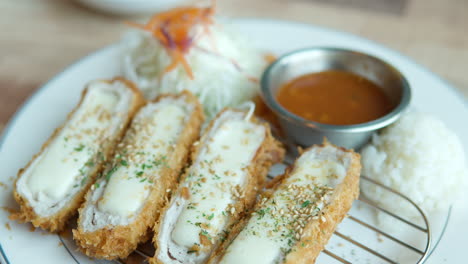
<box><xmin>115</xmin><ymin>171</ymin><xmax>432</xmax><ymax>264</ymax></box>
<box><xmin>322</xmin><ymin>175</ymin><xmax>431</xmax><ymax>264</ymax></box>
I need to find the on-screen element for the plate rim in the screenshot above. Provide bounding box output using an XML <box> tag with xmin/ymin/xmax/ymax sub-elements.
<box><xmin>0</xmin><ymin>18</ymin><xmax>464</xmax><ymax>263</ymax></box>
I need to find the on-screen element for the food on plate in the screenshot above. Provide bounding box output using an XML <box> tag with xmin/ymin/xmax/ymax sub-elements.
<box><xmin>73</xmin><ymin>91</ymin><xmax>204</xmax><ymax>260</ymax></box>
<box><xmin>122</xmin><ymin>3</ymin><xmax>267</xmax><ymax>119</ymax></box>
<box><xmin>153</xmin><ymin>108</ymin><xmax>285</xmax><ymax>264</ymax></box>
<box><xmin>211</xmin><ymin>141</ymin><xmax>361</xmax><ymax>264</ymax></box>
<box><xmin>276</xmin><ymin>70</ymin><xmax>393</xmax><ymax>125</ymax></box>
<box><xmin>10</xmin><ymin>78</ymin><xmax>144</xmax><ymax>232</ymax></box>
<box><xmin>361</xmin><ymin>111</ymin><xmax>468</xmax><ymax>218</ymax></box>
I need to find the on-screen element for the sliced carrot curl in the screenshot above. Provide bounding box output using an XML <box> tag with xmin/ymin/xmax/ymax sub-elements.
<box><xmin>126</xmin><ymin>2</ymin><xmax>216</xmax><ymax>79</ymax></box>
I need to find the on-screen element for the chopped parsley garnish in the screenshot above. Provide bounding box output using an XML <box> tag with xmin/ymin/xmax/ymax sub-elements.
<box><xmin>301</xmin><ymin>200</ymin><xmax>311</xmax><ymax>208</ymax></box>
<box><xmin>120</xmin><ymin>160</ymin><xmax>128</xmax><ymax>166</ymax></box>
<box><xmin>152</xmin><ymin>156</ymin><xmax>169</xmax><ymax>168</ymax></box>
<box><xmin>220</xmin><ymin>230</ymin><xmax>229</xmax><ymax>242</ymax></box>
<box><xmin>79</xmin><ymin>167</ymin><xmax>87</xmax><ymax>176</ymax></box>
<box><xmin>256</xmin><ymin>207</ymin><xmax>270</xmax><ymax>219</ymax></box>
<box><xmin>105</xmin><ymin>166</ymin><xmax>118</xmax><ymax>181</ymax></box>
<box><xmin>207</xmin><ymin>213</ymin><xmax>214</xmax><ymax>220</ymax></box>
<box><xmin>136</xmin><ymin>171</ymin><xmax>144</xmax><ymax>177</ymax></box>
<box><xmin>94</xmin><ymin>182</ymin><xmax>100</xmax><ymax>189</ymax></box>
<box><xmin>85</xmin><ymin>161</ymin><xmax>95</xmax><ymax>167</ymax></box>
<box><xmin>142</xmin><ymin>163</ymin><xmax>153</xmax><ymax>170</ymax></box>
<box><xmin>80</xmin><ymin>176</ymin><xmax>88</xmax><ymax>186</ymax></box>
<box><xmin>74</xmin><ymin>144</ymin><xmax>85</xmax><ymax>152</ymax></box>
<box><xmin>139</xmin><ymin>178</ymin><xmax>147</xmax><ymax>183</ymax></box>
<box><xmin>200</xmin><ymin>230</ymin><xmax>212</xmax><ymax>240</ymax></box>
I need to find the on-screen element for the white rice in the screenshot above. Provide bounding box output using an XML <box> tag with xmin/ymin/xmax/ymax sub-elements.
<box><xmin>361</xmin><ymin>112</ymin><xmax>467</xmax><ymax>219</ymax></box>
<box><xmin>121</xmin><ymin>21</ymin><xmax>267</xmax><ymax>120</ymax></box>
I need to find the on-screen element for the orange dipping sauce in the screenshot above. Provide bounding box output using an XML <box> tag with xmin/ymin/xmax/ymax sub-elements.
<box><xmin>276</xmin><ymin>70</ymin><xmax>393</xmax><ymax>125</ymax></box>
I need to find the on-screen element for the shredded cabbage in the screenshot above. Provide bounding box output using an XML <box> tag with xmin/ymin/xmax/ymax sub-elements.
<box><xmin>121</xmin><ymin>22</ymin><xmax>267</xmax><ymax>120</ymax></box>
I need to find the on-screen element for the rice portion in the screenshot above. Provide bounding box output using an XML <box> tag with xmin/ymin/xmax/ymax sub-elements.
<box><xmin>121</xmin><ymin>22</ymin><xmax>266</xmax><ymax>119</ymax></box>
<box><xmin>361</xmin><ymin>112</ymin><xmax>467</xmax><ymax>218</ymax></box>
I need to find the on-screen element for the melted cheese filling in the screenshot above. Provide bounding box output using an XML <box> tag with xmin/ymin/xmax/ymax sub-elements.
<box><xmin>172</xmin><ymin>115</ymin><xmax>265</xmax><ymax>247</ymax></box>
<box><xmin>220</xmin><ymin>146</ymin><xmax>349</xmax><ymax>264</ymax></box>
<box><xmin>98</xmin><ymin>101</ymin><xmax>188</xmax><ymax>217</ymax></box>
<box><xmin>157</xmin><ymin>111</ymin><xmax>265</xmax><ymax>264</ymax></box>
<box><xmin>17</xmin><ymin>81</ymin><xmax>133</xmax><ymax>217</ymax></box>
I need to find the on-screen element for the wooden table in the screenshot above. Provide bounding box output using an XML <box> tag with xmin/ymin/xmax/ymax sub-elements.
<box><xmin>1</xmin><ymin>0</ymin><xmax>467</xmax><ymax>132</ymax></box>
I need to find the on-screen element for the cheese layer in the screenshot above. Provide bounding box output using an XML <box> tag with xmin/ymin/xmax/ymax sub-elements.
<box><xmin>171</xmin><ymin>113</ymin><xmax>265</xmax><ymax>249</ymax></box>
<box><xmin>97</xmin><ymin>100</ymin><xmax>188</xmax><ymax>217</ymax></box>
<box><xmin>220</xmin><ymin>146</ymin><xmax>349</xmax><ymax>264</ymax></box>
<box><xmin>17</xmin><ymin>81</ymin><xmax>133</xmax><ymax>217</ymax></box>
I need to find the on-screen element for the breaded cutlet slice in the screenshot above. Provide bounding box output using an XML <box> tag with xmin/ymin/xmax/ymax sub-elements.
<box><xmin>211</xmin><ymin>141</ymin><xmax>361</xmax><ymax>264</ymax></box>
<box><xmin>152</xmin><ymin>108</ymin><xmax>285</xmax><ymax>264</ymax></box>
<box><xmin>11</xmin><ymin>78</ymin><xmax>144</xmax><ymax>232</ymax></box>
<box><xmin>73</xmin><ymin>91</ymin><xmax>204</xmax><ymax>260</ymax></box>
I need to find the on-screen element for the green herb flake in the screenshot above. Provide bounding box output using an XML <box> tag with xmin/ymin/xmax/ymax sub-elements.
<box><xmin>140</xmin><ymin>178</ymin><xmax>147</xmax><ymax>183</ymax></box>
<box><xmin>105</xmin><ymin>166</ymin><xmax>118</xmax><ymax>181</ymax></box>
<box><xmin>257</xmin><ymin>207</ymin><xmax>271</xmax><ymax>219</ymax></box>
<box><xmin>120</xmin><ymin>160</ymin><xmax>128</xmax><ymax>166</ymax></box>
<box><xmin>96</xmin><ymin>152</ymin><xmax>104</xmax><ymax>162</ymax></box>
<box><xmin>74</xmin><ymin>144</ymin><xmax>85</xmax><ymax>152</ymax></box>
<box><xmin>80</xmin><ymin>176</ymin><xmax>88</xmax><ymax>186</ymax></box>
<box><xmin>136</xmin><ymin>171</ymin><xmax>144</xmax><ymax>177</ymax></box>
<box><xmin>301</xmin><ymin>200</ymin><xmax>311</xmax><ymax>208</ymax></box>
<box><xmin>207</xmin><ymin>213</ymin><xmax>214</xmax><ymax>220</ymax></box>
<box><xmin>152</xmin><ymin>156</ymin><xmax>169</xmax><ymax>168</ymax></box>
<box><xmin>94</xmin><ymin>182</ymin><xmax>100</xmax><ymax>189</ymax></box>
<box><xmin>201</xmin><ymin>230</ymin><xmax>212</xmax><ymax>240</ymax></box>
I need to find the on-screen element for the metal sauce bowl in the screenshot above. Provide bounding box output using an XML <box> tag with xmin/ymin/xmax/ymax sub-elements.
<box><xmin>261</xmin><ymin>47</ymin><xmax>411</xmax><ymax>150</ymax></box>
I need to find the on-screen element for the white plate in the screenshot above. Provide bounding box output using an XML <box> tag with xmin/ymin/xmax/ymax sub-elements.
<box><xmin>0</xmin><ymin>19</ymin><xmax>467</xmax><ymax>264</ymax></box>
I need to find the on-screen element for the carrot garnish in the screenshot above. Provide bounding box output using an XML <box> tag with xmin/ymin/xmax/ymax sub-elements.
<box><xmin>126</xmin><ymin>2</ymin><xmax>216</xmax><ymax>79</ymax></box>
